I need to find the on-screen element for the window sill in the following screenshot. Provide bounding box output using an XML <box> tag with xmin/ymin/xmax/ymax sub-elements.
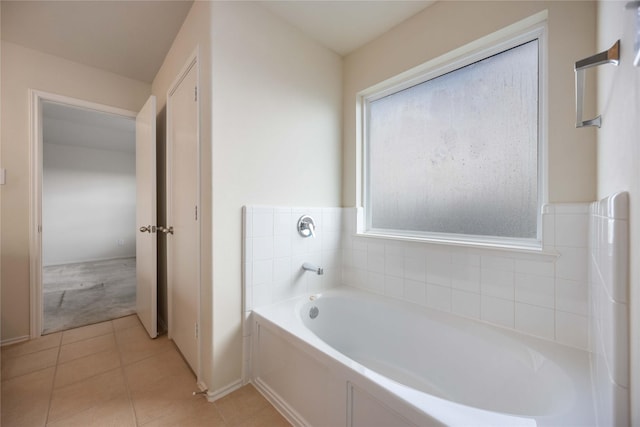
<box><xmin>355</xmin><ymin>231</ymin><xmax>560</xmax><ymax>261</ymax></box>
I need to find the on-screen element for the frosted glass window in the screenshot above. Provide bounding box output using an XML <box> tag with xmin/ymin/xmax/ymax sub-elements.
<box><xmin>366</xmin><ymin>40</ymin><xmax>539</xmax><ymax>240</ymax></box>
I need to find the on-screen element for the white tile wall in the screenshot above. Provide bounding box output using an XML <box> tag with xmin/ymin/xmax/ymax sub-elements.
<box><xmin>243</xmin><ymin>198</ymin><xmax>628</xmax><ymax>398</ymax></box>
<box><xmin>452</xmin><ymin>289</ymin><xmax>481</xmax><ymax>319</ymax></box>
<box><xmin>588</xmin><ymin>192</ymin><xmax>629</xmax><ymax>426</ymax></box>
<box><xmin>515</xmin><ymin>302</ymin><xmax>555</xmax><ymax>340</ymax></box>
<box><xmin>242</xmin><ymin>206</ymin><xmax>343</xmax><ymax>380</ymax></box>
<box><xmin>243</xmin><ymin>198</ymin><xmax>629</xmax><ymax>426</ymax></box>
<box><xmin>244</xmin><ymin>206</ymin><xmax>343</xmax><ymax>312</ymax></box>
<box><xmin>341</xmin><ymin>204</ymin><xmax>592</xmax><ymax>349</ymax></box>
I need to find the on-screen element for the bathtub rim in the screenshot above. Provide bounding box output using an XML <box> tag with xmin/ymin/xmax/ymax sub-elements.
<box><xmin>250</xmin><ymin>286</ymin><xmax>595</xmax><ymax>426</ymax></box>
<box><xmin>252</xmin><ymin>305</ymin><xmax>536</xmax><ymax>427</ymax></box>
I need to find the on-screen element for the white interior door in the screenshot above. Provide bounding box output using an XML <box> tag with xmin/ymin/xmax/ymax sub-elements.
<box><xmin>136</xmin><ymin>95</ymin><xmax>158</xmax><ymax>338</ymax></box>
<box><xmin>167</xmin><ymin>60</ymin><xmax>199</xmax><ymax>372</ymax></box>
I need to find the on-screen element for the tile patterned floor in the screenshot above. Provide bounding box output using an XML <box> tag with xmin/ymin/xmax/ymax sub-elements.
<box><xmin>1</xmin><ymin>315</ymin><xmax>291</xmax><ymax>427</ymax></box>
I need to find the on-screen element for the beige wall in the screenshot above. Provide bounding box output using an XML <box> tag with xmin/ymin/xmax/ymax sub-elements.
<box><xmin>596</xmin><ymin>1</ymin><xmax>640</xmax><ymax>422</ymax></box>
<box><xmin>342</xmin><ymin>1</ymin><xmax>597</xmax><ymax>206</ymax></box>
<box><xmin>210</xmin><ymin>2</ymin><xmax>342</xmax><ymax>392</ymax></box>
<box><xmin>149</xmin><ymin>1</ymin><xmax>342</xmax><ymax>395</ymax></box>
<box><xmin>0</xmin><ymin>41</ymin><xmax>150</xmax><ymax>341</ymax></box>
<box><xmin>150</xmin><ymin>0</ymin><xmax>214</xmax><ymax>388</ymax></box>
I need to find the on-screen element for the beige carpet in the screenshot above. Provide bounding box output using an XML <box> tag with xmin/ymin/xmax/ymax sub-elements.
<box><xmin>43</xmin><ymin>257</ymin><xmax>136</xmax><ymax>334</ymax></box>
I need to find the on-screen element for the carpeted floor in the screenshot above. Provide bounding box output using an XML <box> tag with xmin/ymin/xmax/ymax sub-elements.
<box><xmin>43</xmin><ymin>257</ymin><xmax>136</xmax><ymax>334</ymax></box>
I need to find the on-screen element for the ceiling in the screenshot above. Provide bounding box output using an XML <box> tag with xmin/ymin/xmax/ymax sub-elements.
<box><xmin>7</xmin><ymin>1</ymin><xmax>435</xmax><ymax>156</ymax></box>
<box><xmin>1</xmin><ymin>0</ymin><xmax>194</xmax><ymax>83</ymax></box>
<box><xmin>43</xmin><ymin>101</ymin><xmax>135</xmax><ymax>153</ymax></box>
<box><xmin>1</xmin><ymin>1</ymin><xmax>434</xmax><ymax>84</ymax></box>
<box><xmin>261</xmin><ymin>1</ymin><xmax>434</xmax><ymax>56</ymax></box>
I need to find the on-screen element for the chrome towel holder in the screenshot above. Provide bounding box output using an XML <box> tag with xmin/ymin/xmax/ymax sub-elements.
<box><xmin>575</xmin><ymin>40</ymin><xmax>620</xmax><ymax>128</ymax></box>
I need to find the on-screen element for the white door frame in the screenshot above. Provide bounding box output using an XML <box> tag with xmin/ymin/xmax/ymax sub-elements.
<box><xmin>166</xmin><ymin>49</ymin><xmax>201</xmax><ymax>378</ymax></box>
<box><xmin>28</xmin><ymin>90</ymin><xmax>137</xmax><ymax>338</ymax></box>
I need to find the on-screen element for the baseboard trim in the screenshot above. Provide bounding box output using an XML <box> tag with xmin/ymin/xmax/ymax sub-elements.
<box><xmin>205</xmin><ymin>379</ymin><xmax>243</xmax><ymax>402</ymax></box>
<box><xmin>252</xmin><ymin>377</ymin><xmax>308</xmax><ymax>427</ymax></box>
<box><xmin>1</xmin><ymin>335</ymin><xmax>30</xmax><ymax>347</ymax></box>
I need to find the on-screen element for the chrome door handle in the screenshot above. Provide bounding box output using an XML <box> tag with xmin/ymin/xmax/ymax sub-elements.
<box><xmin>158</xmin><ymin>226</ymin><xmax>174</xmax><ymax>235</ymax></box>
<box><xmin>139</xmin><ymin>225</ymin><xmax>151</xmax><ymax>233</ymax></box>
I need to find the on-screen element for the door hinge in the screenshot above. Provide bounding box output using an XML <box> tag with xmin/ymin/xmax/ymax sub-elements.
<box><xmin>195</xmin><ymin>322</ymin><xmax>199</xmax><ymax>338</ymax></box>
<box><xmin>195</xmin><ymin>206</ymin><xmax>198</xmax><ymax>221</ymax></box>
<box><xmin>194</xmin><ymin>86</ymin><xmax>197</xmax><ymax>102</ymax></box>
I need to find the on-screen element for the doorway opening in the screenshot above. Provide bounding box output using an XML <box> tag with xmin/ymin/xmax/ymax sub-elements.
<box><xmin>41</xmin><ymin>100</ymin><xmax>137</xmax><ymax>333</ymax></box>
<box><xmin>29</xmin><ymin>91</ymin><xmax>144</xmax><ymax>337</ymax></box>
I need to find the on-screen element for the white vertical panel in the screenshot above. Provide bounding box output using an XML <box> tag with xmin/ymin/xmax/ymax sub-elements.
<box><xmin>589</xmin><ymin>192</ymin><xmax>629</xmax><ymax>426</ymax></box>
<box><xmin>135</xmin><ymin>95</ymin><xmax>157</xmax><ymax>339</ymax></box>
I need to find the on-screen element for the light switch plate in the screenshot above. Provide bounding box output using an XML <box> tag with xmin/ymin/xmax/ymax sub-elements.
<box><xmin>0</xmin><ymin>168</ymin><xmax>5</xmax><ymax>185</ymax></box>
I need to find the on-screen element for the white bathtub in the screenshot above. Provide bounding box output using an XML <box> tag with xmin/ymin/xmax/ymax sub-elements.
<box><xmin>251</xmin><ymin>287</ymin><xmax>595</xmax><ymax>427</ymax></box>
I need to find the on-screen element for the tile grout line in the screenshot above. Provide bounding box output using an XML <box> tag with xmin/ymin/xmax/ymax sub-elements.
<box><xmin>1</xmin><ymin>360</ymin><xmax>55</xmax><ymax>383</ymax></box>
<box><xmin>113</xmin><ymin>319</ymin><xmax>144</xmax><ymax>426</ymax></box>
<box><xmin>118</xmin><ymin>337</ymin><xmax>176</xmax><ymax>369</ymax></box>
<box><xmin>212</xmin><ymin>400</ymin><xmax>231</xmax><ymax>427</ymax></box>
<box><xmin>44</xmin><ymin>333</ymin><xmax>63</xmax><ymax>426</ymax></box>
<box><xmin>48</xmin><ymin>320</ymin><xmax>140</xmax><ymax>426</ymax></box>
<box><xmin>59</xmin><ymin>327</ymin><xmax>114</xmax><ymax>347</ymax></box>
<box><xmin>45</xmin><ymin>323</ymin><xmax>118</xmax><ymax>425</ymax></box>
<box><xmin>51</xmin><ymin>322</ymin><xmax>120</xmax><ymax>392</ymax></box>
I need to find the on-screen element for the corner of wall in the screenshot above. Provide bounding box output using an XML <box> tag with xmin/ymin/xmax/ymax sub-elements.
<box><xmin>589</xmin><ymin>192</ymin><xmax>630</xmax><ymax>426</ymax></box>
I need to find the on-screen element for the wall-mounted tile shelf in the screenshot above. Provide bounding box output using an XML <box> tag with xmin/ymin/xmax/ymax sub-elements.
<box><xmin>575</xmin><ymin>40</ymin><xmax>620</xmax><ymax>128</ymax></box>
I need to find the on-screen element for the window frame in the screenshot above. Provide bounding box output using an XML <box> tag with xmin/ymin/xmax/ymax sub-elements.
<box><xmin>359</xmin><ymin>16</ymin><xmax>548</xmax><ymax>251</ymax></box>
